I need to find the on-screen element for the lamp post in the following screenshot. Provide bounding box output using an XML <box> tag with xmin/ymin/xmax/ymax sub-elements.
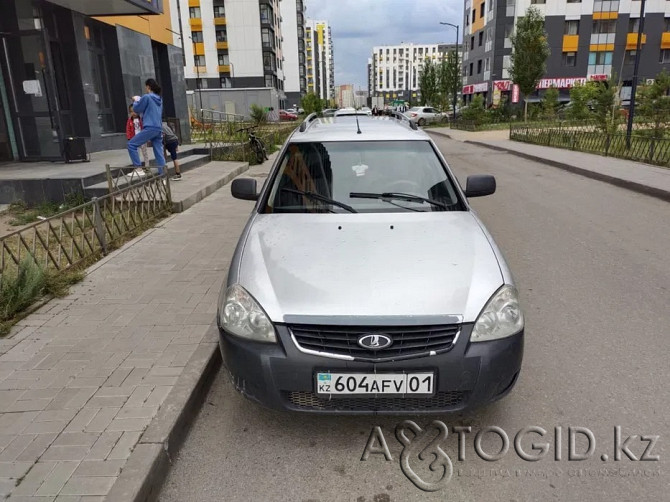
<box><xmin>440</xmin><ymin>21</ymin><xmax>459</xmax><ymax>120</ymax></box>
<box><xmin>626</xmin><ymin>0</ymin><xmax>646</xmax><ymax>148</ymax></box>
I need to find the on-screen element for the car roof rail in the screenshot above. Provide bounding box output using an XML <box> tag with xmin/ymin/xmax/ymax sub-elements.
<box><xmin>387</xmin><ymin>111</ymin><xmax>418</xmax><ymax>130</ymax></box>
<box><xmin>299</xmin><ymin>112</ymin><xmax>319</xmax><ymax>132</ymax></box>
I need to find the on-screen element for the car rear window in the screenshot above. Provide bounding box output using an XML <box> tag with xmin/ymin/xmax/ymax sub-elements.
<box><xmin>262</xmin><ymin>141</ymin><xmax>464</xmax><ymax>214</ymax></box>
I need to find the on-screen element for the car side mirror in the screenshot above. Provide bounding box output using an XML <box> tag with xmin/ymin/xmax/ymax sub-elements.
<box><xmin>464</xmin><ymin>175</ymin><xmax>496</xmax><ymax>197</ymax></box>
<box><xmin>231</xmin><ymin>178</ymin><xmax>258</xmax><ymax>201</ymax></box>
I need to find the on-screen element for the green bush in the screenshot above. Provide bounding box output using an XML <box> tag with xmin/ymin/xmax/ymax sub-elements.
<box><xmin>0</xmin><ymin>259</ymin><xmax>45</xmax><ymax>322</ymax></box>
<box><xmin>461</xmin><ymin>95</ymin><xmax>487</xmax><ymax>125</ymax></box>
<box><xmin>249</xmin><ymin>104</ymin><xmax>267</xmax><ymax>125</ymax></box>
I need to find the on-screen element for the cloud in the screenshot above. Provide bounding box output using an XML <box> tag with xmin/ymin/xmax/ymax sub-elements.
<box><xmin>305</xmin><ymin>0</ymin><xmax>462</xmax><ymax>88</ymax></box>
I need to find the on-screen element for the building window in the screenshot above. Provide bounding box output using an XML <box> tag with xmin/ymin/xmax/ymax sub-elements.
<box><xmin>220</xmin><ymin>77</ymin><xmax>232</xmax><ymax>88</ymax></box>
<box><xmin>660</xmin><ymin>49</ymin><xmax>670</xmax><ymax>64</ymax></box>
<box><xmin>189</xmin><ymin>7</ymin><xmax>201</xmax><ymax>18</ymax></box>
<box><xmin>624</xmin><ymin>50</ymin><xmax>637</xmax><ymax>64</ymax></box>
<box><xmin>472</xmin><ymin>10</ymin><xmax>476</xmax><ymax>23</ymax></box>
<box><xmin>216</xmin><ymin>28</ymin><xmax>227</xmax><ymax>42</ymax></box>
<box><xmin>466</xmin><ymin>13</ymin><xmax>470</xmax><ymax>26</ymax></box>
<box><xmin>86</xmin><ymin>23</ymin><xmax>116</xmax><ymax>133</ymax></box>
<box><xmin>592</xmin><ymin>20</ymin><xmax>616</xmax><ymax>34</ymax></box>
<box><xmin>531</xmin><ymin>0</ymin><xmax>546</xmax><ymax>3</ymax></box>
<box><xmin>218</xmin><ymin>53</ymin><xmax>229</xmax><ymax>66</ymax></box>
<box><xmin>261</xmin><ymin>28</ymin><xmax>274</xmax><ymax>49</ymax></box>
<box><xmin>260</xmin><ymin>4</ymin><xmax>272</xmax><ymax>24</ymax></box>
<box><xmin>191</xmin><ymin>31</ymin><xmax>203</xmax><ymax>43</ymax></box>
<box><xmin>484</xmin><ymin>57</ymin><xmax>490</xmax><ymax>71</ymax></box>
<box><xmin>665</xmin><ymin>17</ymin><xmax>670</xmax><ymax>32</ymax></box>
<box><xmin>213</xmin><ymin>6</ymin><xmax>225</xmax><ymax>18</ymax></box>
<box><xmin>194</xmin><ymin>55</ymin><xmax>206</xmax><ymax>66</ymax></box>
<box><xmin>477</xmin><ymin>59</ymin><xmax>482</xmax><ymax>73</ymax></box>
<box><xmin>588</xmin><ymin>51</ymin><xmax>612</xmax><ymax>74</ymax></box>
<box><xmin>567</xmin><ymin>0</ymin><xmax>581</xmax><ymax>3</ymax></box>
<box><xmin>478</xmin><ymin>32</ymin><xmax>483</xmax><ymax>46</ymax></box>
<box><xmin>469</xmin><ymin>62</ymin><xmax>473</xmax><ymax>76</ymax></box>
<box><xmin>629</xmin><ymin>18</ymin><xmax>640</xmax><ymax>33</ymax></box>
<box><xmin>564</xmin><ymin>20</ymin><xmax>579</xmax><ymax>35</ymax></box>
<box><xmin>562</xmin><ymin>52</ymin><xmax>577</xmax><ymax>66</ymax></box>
<box><xmin>265</xmin><ymin>75</ymin><xmax>274</xmax><ymax>88</ymax></box>
<box><xmin>480</xmin><ymin>3</ymin><xmax>485</xmax><ymax>17</ymax></box>
<box><xmin>470</xmin><ymin>36</ymin><xmax>474</xmax><ymax>50</ymax></box>
<box><xmin>489</xmin><ymin>0</ymin><xmax>494</xmax><ymax>11</ymax></box>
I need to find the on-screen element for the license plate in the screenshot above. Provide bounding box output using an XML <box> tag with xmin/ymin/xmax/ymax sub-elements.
<box><xmin>315</xmin><ymin>372</ymin><xmax>434</xmax><ymax>396</ymax></box>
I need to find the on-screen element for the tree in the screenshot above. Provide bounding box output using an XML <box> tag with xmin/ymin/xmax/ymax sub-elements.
<box><xmin>249</xmin><ymin>104</ymin><xmax>266</xmax><ymax>124</ymax></box>
<box><xmin>418</xmin><ymin>57</ymin><xmax>439</xmax><ymax>106</ymax></box>
<box><xmin>636</xmin><ymin>70</ymin><xmax>670</xmax><ymax>138</ymax></box>
<box><xmin>567</xmin><ymin>82</ymin><xmax>595</xmax><ymax>120</ymax></box>
<box><xmin>510</xmin><ymin>7</ymin><xmax>550</xmax><ymax>121</ymax></box>
<box><xmin>591</xmin><ymin>79</ymin><xmax>620</xmax><ymax>134</ymax></box>
<box><xmin>542</xmin><ymin>87</ymin><xmax>559</xmax><ymax>119</ymax></box>
<box><xmin>438</xmin><ymin>51</ymin><xmax>460</xmax><ymax>113</ymax></box>
<box><xmin>300</xmin><ymin>92</ymin><xmax>323</xmax><ymax>115</ymax></box>
<box><xmin>461</xmin><ymin>94</ymin><xmax>486</xmax><ymax>125</ymax></box>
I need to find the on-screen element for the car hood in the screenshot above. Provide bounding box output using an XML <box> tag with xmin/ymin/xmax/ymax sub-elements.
<box><xmin>237</xmin><ymin>212</ymin><xmax>504</xmax><ymax>324</ymax></box>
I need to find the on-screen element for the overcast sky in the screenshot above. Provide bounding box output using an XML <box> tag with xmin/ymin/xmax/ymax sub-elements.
<box><xmin>304</xmin><ymin>0</ymin><xmax>463</xmax><ymax>90</ymax></box>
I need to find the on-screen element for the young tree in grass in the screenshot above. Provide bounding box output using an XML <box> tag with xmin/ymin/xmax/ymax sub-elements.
<box><xmin>567</xmin><ymin>82</ymin><xmax>595</xmax><ymax>120</ymax></box>
<box><xmin>636</xmin><ymin>70</ymin><xmax>670</xmax><ymax>138</ymax></box>
<box><xmin>419</xmin><ymin>57</ymin><xmax>439</xmax><ymax>106</ymax></box>
<box><xmin>300</xmin><ymin>92</ymin><xmax>323</xmax><ymax>115</ymax></box>
<box><xmin>438</xmin><ymin>51</ymin><xmax>461</xmax><ymax>113</ymax></box>
<box><xmin>510</xmin><ymin>7</ymin><xmax>550</xmax><ymax>121</ymax></box>
<box><xmin>591</xmin><ymin>79</ymin><xmax>620</xmax><ymax>134</ymax></box>
<box><xmin>542</xmin><ymin>87</ymin><xmax>559</xmax><ymax>119</ymax></box>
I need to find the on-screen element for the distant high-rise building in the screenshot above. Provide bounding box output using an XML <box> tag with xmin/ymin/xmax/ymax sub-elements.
<box><xmin>368</xmin><ymin>43</ymin><xmax>460</xmax><ymax>105</ymax></box>
<box><xmin>305</xmin><ymin>19</ymin><xmax>334</xmax><ymax>102</ymax></box>
<box><xmin>281</xmin><ymin>0</ymin><xmax>307</xmax><ymax>107</ymax></box>
<box><xmin>177</xmin><ymin>0</ymin><xmax>290</xmax><ymax>104</ymax></box>
<box><xmin>462</xmin><ymin>0</ymin><xmax>670</xmax><ymax>106</ymax></box>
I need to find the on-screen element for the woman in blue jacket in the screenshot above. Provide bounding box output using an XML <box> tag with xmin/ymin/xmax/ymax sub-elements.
<box><xmin>128</xmin><ymin>79</ymin><xmax>166</xmax><ymax>175</ymax></box>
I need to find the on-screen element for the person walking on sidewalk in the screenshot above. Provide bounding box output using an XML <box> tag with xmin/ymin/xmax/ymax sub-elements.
<box><xmin>126</xmin><ymin>104</ymin><xmax>149</xmax><ymax>167</ymax></box>
<box><xmin>128</xmin><ymin>79</ymin><xmax>166</xmax><ymax>175</ymax></box>
<box><xmin>162</xmin><ymin>120</ymin><xmax>182</xmax><ymax>181</ymax></box>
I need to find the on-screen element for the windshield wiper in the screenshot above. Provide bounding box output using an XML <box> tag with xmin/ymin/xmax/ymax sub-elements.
<box><xmin>349</xmin><ymin>192</ymin><xmax>451</xmax><ymax>210</ymax></box>
<box><xmin>281</xmin><ymin>188</ymin><xmax>358</xmax><ymax>213</ymax></box>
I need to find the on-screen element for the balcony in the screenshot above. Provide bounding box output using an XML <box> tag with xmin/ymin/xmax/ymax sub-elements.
<box><xmin>49</xmin><ymin>0</ymin><xmax>162</xmax><ymax>16</ymax></box>
<box><xmin>192</xmin><ymin>42</ymin><xmax>205</xmax><ymax>55</ymax></box>
<box><xmin>189</xmin><ymin>18</ymin><xmax>202</xmax><ymax>29</ymax></box>
<box><xmin>216</xmin><ymin>41</ymin><xmax>228</xmax><ymax>50</ymax></box>
<box><xmin>562</xmin><ymin>35</ymin><xmax>579</xmax><ymax>52</ymax></box>
<box><xmin>218</xmin><ymin>65</ymin><xmax>231</xmax><ymax>73</ymax></box>
<box><xmin>662</xmin><ymin>32</ymin><xmax>670</xmax><ymax>49</ymax></box>
<box><xmin>626</xmin><ymin>32</ymin><xmax>647</xmax><ymax>50</ymax></box>
<box><xmin>193</xmin><ymin>65</ymin><xmax>207</xmax><ymax>73</ymax></box>
<box><xmin>214</xmin><ymin>17</ymin><xmax>226</xmax><ymax>26</ymax></box>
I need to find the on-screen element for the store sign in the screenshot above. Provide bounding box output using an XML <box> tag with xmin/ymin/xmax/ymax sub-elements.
<box><xmin>494</xmin><ymin>80</ymin><xmax>512</xmax><ymax>91</ymax></box>
<box><xmin>462</xmin><ymin>82</ymin><xmax>489</xmax><ymax>94</ymax></box>
<box><xmin>462</xmin><ymin>85</ymin><xmax>474</xmax><ymax>95</ymax></box>
<box><xmin>493</xmin><ymin>88</ymin><xmax>501</xmax><ymax>106</ymax></box>
<box><xmin>511</xmin><ymin>84</ymin><xmax>520</xmax><ymax>103</ymax></box>
<box><xmin>536</xmin><ymin>74</ymin><xmax>610</xmax><ymax>89</ymax></box>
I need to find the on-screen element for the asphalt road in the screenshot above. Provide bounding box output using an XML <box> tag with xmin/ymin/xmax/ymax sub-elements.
<box><xmin>158</xmin><ymin>136</ymin><xmax>669</xmax><ymax>502</ymax></box>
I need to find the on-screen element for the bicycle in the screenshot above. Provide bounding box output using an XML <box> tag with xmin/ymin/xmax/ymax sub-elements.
<box><xmin>237</xmin><ymin>125</ymin><xmax>269</xmax><ymax>164</ymax></box>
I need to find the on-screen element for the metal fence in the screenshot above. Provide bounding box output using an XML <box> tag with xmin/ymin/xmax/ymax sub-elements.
<box><xmin>0</xmin><ymin>173</ymin><xmax>171</xmax><ymax>286</ymax></box>
<box><xmin>510</xmin><ymin>122</ymin><xmax>670</xmax><ymax>167</ymax></box>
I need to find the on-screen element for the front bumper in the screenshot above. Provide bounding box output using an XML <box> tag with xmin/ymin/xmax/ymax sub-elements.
<box><xmin>218</xmin><ymin>324</ymin><xmax>523</xmax><ymax>415</ymax></box>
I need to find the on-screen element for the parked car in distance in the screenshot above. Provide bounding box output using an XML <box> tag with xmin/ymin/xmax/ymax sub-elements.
<box><xmin>286</xmin><ymin>108</ymin><xmax>299</xmax><ymax>114</ymax></box>
<box><xmin>322</xmin><ymin>108</ymin><xmax>337</xmax><ymax>117</ymax></box>
<box><xmin>334</xmin><ymin>107</ymin><xmax>370</xmax><ymax>117</ymax></box>
<box><xmin>219</xmin><ymin>115</ymin><xmax>525</xmax><ymax>414</ymax></box>
<box><xmin>279</xmin><ymin>110</ymin><xmax>298</xmax><ymax>121</ymax></box>
<box><xmin>405</xmin><ymin>106</ymin><xmax>448</xmax><ymax>126</ymax></box>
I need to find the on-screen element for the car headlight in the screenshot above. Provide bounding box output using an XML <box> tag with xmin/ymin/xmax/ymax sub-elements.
<box><xmin>218</xmin><ymin>284</ymin><xmax>276</xmax><ymax>343</ymax></box>
<box><xmin>471</xmin><ymin>285</ymin><xmax>524</xmax><ymax>342</ymax></box>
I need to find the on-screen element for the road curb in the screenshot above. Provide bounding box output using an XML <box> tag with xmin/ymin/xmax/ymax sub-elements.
<box><xmin>105</xmin><ymin>328</ymin><xmax>222</xmax><ymax>502</ymax></box>
<box><xmin>463</xmin><ymin>140</ymin><xmax>670</xmax><ymax>203</ymax></box>
<box><xmin>172</xmin><ymin>162</ymin><xmax>250</xmax><ymax>213</ymax></box>
<box><xmin>427</xmin><ymin>130</ymin><xmax>670</xmax><ymax>203</ymax></box>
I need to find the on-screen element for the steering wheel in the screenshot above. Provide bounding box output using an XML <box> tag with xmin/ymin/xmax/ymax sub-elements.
<box><xmin>382</xmin><ymin>180</ymin><xmax>422</xmax><ymax>194</ymax></box>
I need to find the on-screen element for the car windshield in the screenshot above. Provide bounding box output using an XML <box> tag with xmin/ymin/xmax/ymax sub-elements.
<box><xmin>263</xmin><ymin>141</ymin><xmax>463</xmax><ymax>214</ymax></box>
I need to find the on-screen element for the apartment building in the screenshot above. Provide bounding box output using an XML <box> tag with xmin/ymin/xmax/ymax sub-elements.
<box><xmin>0</xmin><ymin>0</ymin><xmax>188</xmax><ymax>162</ymax></box>
<box><xmin>178</xmin><ymin>0</ymin><xmax>287</xmax><ymax>102</ymax></box>
<box><xmin>305</xmin><ymin>20</ymin><xmax>335</xmax><ymax>102</ymax></box>
<box><xmin>462</xmin><ymin>0</ymin><xmax>670</xmax><ymax>106</ymax></box>
<box><xmin>281</xmin><ymin>0</ymin><xmax>308</xmax><ymax>107</ymax></box>
<box><xmin>368</xmin><ymin>43</ymin><xmax>460</xmax><ymax>104</ymax></box>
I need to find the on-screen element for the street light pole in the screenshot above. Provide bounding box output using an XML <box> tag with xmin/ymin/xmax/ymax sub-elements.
<box><xmin>440</xmin><ymin>21</ymin><xmax>459</xmax><ymax>120</ymax></box>
<box><xmin>626</xmin><ymin>0</ymin><xmax>646</xmax><ymax>148</ymax></box>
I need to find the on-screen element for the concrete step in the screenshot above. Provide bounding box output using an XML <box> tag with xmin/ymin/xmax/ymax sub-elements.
<box><xmin>79</xmin><ymin>146</ymin><xmax>207</xmax><ymax>188</ymax></box>
<box><xmin>83</xmin><ymin>153</ymin><xmax>210</xmax><ymax>198</ymax></box>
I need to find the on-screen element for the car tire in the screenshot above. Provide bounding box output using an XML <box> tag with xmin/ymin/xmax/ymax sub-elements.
<box><xmin>418</xmin><ymin>118</ymin><xmax>426</xmax><ymax>126</ymax></box>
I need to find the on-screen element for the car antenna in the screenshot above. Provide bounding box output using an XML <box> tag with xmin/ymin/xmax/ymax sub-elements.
<box><xmin>355</xmin><ymin>115</ymin><xmax>362</xmax><ymax>134</ymax></box>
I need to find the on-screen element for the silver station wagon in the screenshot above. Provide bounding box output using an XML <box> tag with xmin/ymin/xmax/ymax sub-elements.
<box><xmin>217</xmin><ymin>113</ymin><xmax>524</xmax><ymax>414</ymax></box>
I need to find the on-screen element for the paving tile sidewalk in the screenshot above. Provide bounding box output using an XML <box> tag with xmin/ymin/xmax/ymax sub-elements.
<box><xmin>428</xmin><ymin>127</ymin><xmax>670</xmax><ymax>201</ymax></box>
<box><xmin>0</xmin><ymin>159</ymin><xmax>270</xmax><ymax>500</ymax></box>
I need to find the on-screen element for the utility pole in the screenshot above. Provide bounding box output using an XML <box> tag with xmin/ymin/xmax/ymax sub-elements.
<box><xmin>626</xmin><ymin>0</ymin><xmax>646</xmax><ymax>148</ymax></box>
<box><xmin>440</xmin><ymin>21</ymin><xmax>459</xmax><ymax>120</ymax></box>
